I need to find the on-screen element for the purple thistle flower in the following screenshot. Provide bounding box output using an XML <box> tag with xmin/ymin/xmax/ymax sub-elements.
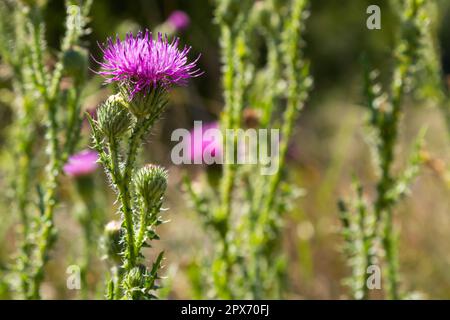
<box><xmin>167</xmin><ymin>11</ymin><xmax>190</xmax><ymax>32</ymax></box>
<box><xmin>64</xmin><ymin>150</ymin><xmax>99</xmax><ymax>177</ymax></box>
<box><xmin>96</xmin><ymin>30</ymin><xmax>201</xmax><ymax>99</ymax></box>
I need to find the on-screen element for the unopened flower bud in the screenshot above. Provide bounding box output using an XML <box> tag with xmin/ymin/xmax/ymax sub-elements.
<box><xmin>103</xmin><ymin>220</ymin><xmax>124</xmax><ymax>264</ymax></box>
<box><xmin>123</xmin><ymin>265</ymin><xmax>147</xmax><ymax>295</ymax></box>
<box><xmin>97</xmin><ymin>94</ymin><xmax>131</xmax><ymax>138</ymax></box>
<box><xmin>62</xmin><ymin>46</ymin><xmax>88</xmax><ymax>84</ymax></box>
<box><xmin>134</xmin><ymin>165</ymin><xmax>168</xmax><ymax>205</ymax></box>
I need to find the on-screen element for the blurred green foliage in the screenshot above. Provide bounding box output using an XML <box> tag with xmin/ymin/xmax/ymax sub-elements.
<box><xmin>0</xmin><ymin>0</ymin><xmax>448</xmax><ymax>299</ymax></box>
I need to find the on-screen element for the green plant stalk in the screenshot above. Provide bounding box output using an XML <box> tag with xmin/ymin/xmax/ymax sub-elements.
<box><xmin>21</xmin><ymin>0</ymin><xmax>91</xmax><ymax>298</ymax></box>
<box><xmin>3</xmin><ymin>7</ymin><xmax>47</xmax><ymax>297</ymax></box>
<box><xmin>249</xmin><ymin>0</ymin><xmax>310</xmax><ymax>298</ymax></box>
<box><xmin>90</xmin><ymin>93</ymin><xmax>169</xmax><ymax>299</ymax></box>
<box><xmin>108</xmin><ymin>135</ymin><xmax>137</xmax><ymax>271</ymax></box>
<box><xmin>214</xmin><ymin>24</ymin><xmax>238</xmax><ymax>299</ymax></box>
<box><xmin>27</xmin><ymin>95</ymin><xmax>59</xmax><ymax>299</ymax></box>
<box><xmin>218</xmin><ymin>24</ymin><xmax>236</xmax><ymax>226</ymax></box>
<box><xmin>79</xmin><ymin>216</ymin><xmax>94</xmax><ymax>299</ymax></box>
<box><xmin>369</xmin><ymin>0</ymin><xmax>424</xmax><ymax>299</ymax></box>
<box><xmin>117</xmin><ymin>116</ymin><xmax>159</xmax><ymax>272</ymax></box>
<box><xmin>75</xmin><ymin>175</ymin><xmax>99</xmax><ymax>299</ymax></box>
<box><xmin>81</xmin><ymin>225</ymin><xmax>93</xmax><ymax>299</ymax></box>
<box><xmin>27</xmin><ymin>67</ymin><xmax>85</xmax><ymax>300</ymax></box>
<box><xmin>123</xmin><ymin>118</ymin><xmax>146</xmax><ymax>186</ymax></box>
<box><xmin>214</xmin><ymin>30</ymin><xmax>250</xmax><ymax>298</ymax></box>
<box><xmin>15</xmin><ymin>98</ymin><xmax>36</xmax><ymax>297</ymax></box>
<box><xmin>357</xmin><ymin>186</ymin><xmax>373</xmax><ymax>300</ymax></box>
<box><xmin>135</xmin><ymin>204</ymin><xmax>149</xmax><ymax>256</ymax></box>
<box><xmin>134</xmin><ymin>196</ymin><xmax>161</xmax><ymax>257</ymax></box>
<box><xmin>106</xmin><ymin>266</ymin><xmax>123</xmax><ymax>300</ymax></box>
<box><xmin>260</xmin><ymin>0</ymin><xmax>282</xmax><ymax>127</ymax></box>
<box><xmin>247</xmin><ymin>0</ymin><xmax>284</xmax><ymax>232</ymax></box>
<box><xmin>374</xmin><ymin>37</ymin><xmax>413</xmax><ymax>302</ymax></box>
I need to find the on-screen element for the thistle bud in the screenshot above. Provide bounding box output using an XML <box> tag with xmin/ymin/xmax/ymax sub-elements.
<box><xmin>62</xmin><ymin>46</ymin><xmax>88</xmax><ymax>84</ymax></box>
<box><xmin>122</xmin><ymin>265</ymin><xmax>149</xmax><ymax>299</ymax></box>
<box><xmin>123</xmin><ymin>265</ymin><xmax>147</xmax><ymax>289</ymax></box>
<box><xmin>96</xmin><ymin>94</ymin><xmax>131</xmax><ymax>138</ymax></box>
<box><xmin>121</xmin><ymin>86</ymin><xmax>168</xmax><ymax>119</ymax></box>
<box><xmin>103</xmin><ymin>220</ymin><xmax>124</xmax><ymax>264</ymax></box>
<box><xmin>134</xmin><ymin>165</ymin><xmax>168</xmax><ymax>206</ymax></box>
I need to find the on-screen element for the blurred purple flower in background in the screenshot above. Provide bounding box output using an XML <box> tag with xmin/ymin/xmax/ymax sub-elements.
<box><xmin>64</xmin><ymin>150</ymin><xmax>99</xmax><ymax>177</ymax></box>
<box><xmin>96</xmin><ymin>30</ymin><xmax>201</xmax><ymax>99</ymax></box>
<box><xmin>167</xmin><ymin>10</ymin><xmax>190</xmax><ymax>32</ymax></box>
<box><xmin>190</xmin><ymin>121</ymin><xmax>222</xmax><ymax>164</ymax></box>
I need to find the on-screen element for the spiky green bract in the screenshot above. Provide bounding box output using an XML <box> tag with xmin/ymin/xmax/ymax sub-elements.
<box><xmin>120</xmin><ymin>86</ymin><xmax>169</xmax><ymax>119</ymax></box>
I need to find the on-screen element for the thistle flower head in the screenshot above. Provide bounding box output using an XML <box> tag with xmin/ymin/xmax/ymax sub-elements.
<box><xmin>96</xmin><ymin>30</ymin><xmax>201</xmax><ymax>99</ymax></box>
<box><xmin>63</xmin><ymin>150</ymin><xmax>99</xmax><ymax>177</ymax></box>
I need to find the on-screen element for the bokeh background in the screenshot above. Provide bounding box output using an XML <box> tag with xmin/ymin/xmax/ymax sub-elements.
<box><xmin>0</xmin><ymin>0</ymin><xmax>449</xmax><ymax>299</ymax></box>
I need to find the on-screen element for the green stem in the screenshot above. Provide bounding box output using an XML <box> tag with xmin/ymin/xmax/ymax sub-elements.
<box><xmin>216</xmin><ymin>25</ymin><xmax>238</xmax><ymax>298</ymax></box>
<box><xmin>77</xmin><ymin>181</ymin><xmax>97</xmax><ymax>299</ymax></box>
<box><xmin>16</xmin><ymin>113</ymin><xmax>35</xmax><ymax>297</ymax></box>
<box><xmin>80</xmin><ymin>226</ymin><xmax>92</xmax><ymax>300</ymax></box>
<box><xmin>109</xmin><ymin>137</ymin><xmax>136</xmax><ymax>271</ymax></box>
<box><xmin>28</xmin><ymin>100</ymin><xmax>59</xmax><ymax>299</ymax></box>
<box><xmin>382</xmin><ymin>209</ymin><xmax>399</xmax><ymax>299</ymax></box>
<box><xmin>123</xmin><ymin>118</ymin><xmax>146</xmax><ymax>186</ymax></box>
<box><xmin>135</xmin><ymin>205</ymin><xmax>147</xmax><ymax>257</ymax></box>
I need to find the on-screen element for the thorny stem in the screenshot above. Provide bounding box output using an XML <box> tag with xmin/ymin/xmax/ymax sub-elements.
<box><xmin>372</xmin><ymin>1</ymin><xmax>421</xmax><ymax>298</ymax></box>
<box><xmin>80</xmin><ymin>219</ymin><xmax>93</xmax><ymax>299</ymax></box>
<box><xmin>76</xmin><ymin>177</ymin><xmax>98</xmax><ymax>299</ymax></box>
<box><xmin>16</xmin><ymin>105</ymin><xmax>35</xmax><ymax>297</ymax></box>
<box><xmin>135</xmin><ymin>204</ymin><xmax>149</xmax><ymax>256</ymax></box>
<box><xmin>28</xmin><ymin>98</ymin><xmax>59</xmax><ymax>299</ymax></box>
<box><xmin>9</xmin><ymin>1</ymin><xmax>91</xmax><ymax>299</ymax></box>
<box><xmin>252</xmin><ymin>0</ymin><xmax>310</xmax><ymax>296</ymax></box>
<box><xmin>124</xmin><ymin>118</ymin><xmax>146</xmax><ymax>187</ymax></box>
<box><xmin>382</xmin><ymin>208</ymin><xmax>398</xmax><ymax>299</ymax></box>
<box><xmin>109</xmin><ymin>136</ymin><xmax>136</xmax><ymax>270</ymax></box>
<box><xmin>215</xmin><ymin>24</ymin><xmax>237</xmax><ymax>298</ymax></box>
<box><xmin>356</xmin><ymin>187</ymin><xmax>372</xmax><ymax>300</ymax></box>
